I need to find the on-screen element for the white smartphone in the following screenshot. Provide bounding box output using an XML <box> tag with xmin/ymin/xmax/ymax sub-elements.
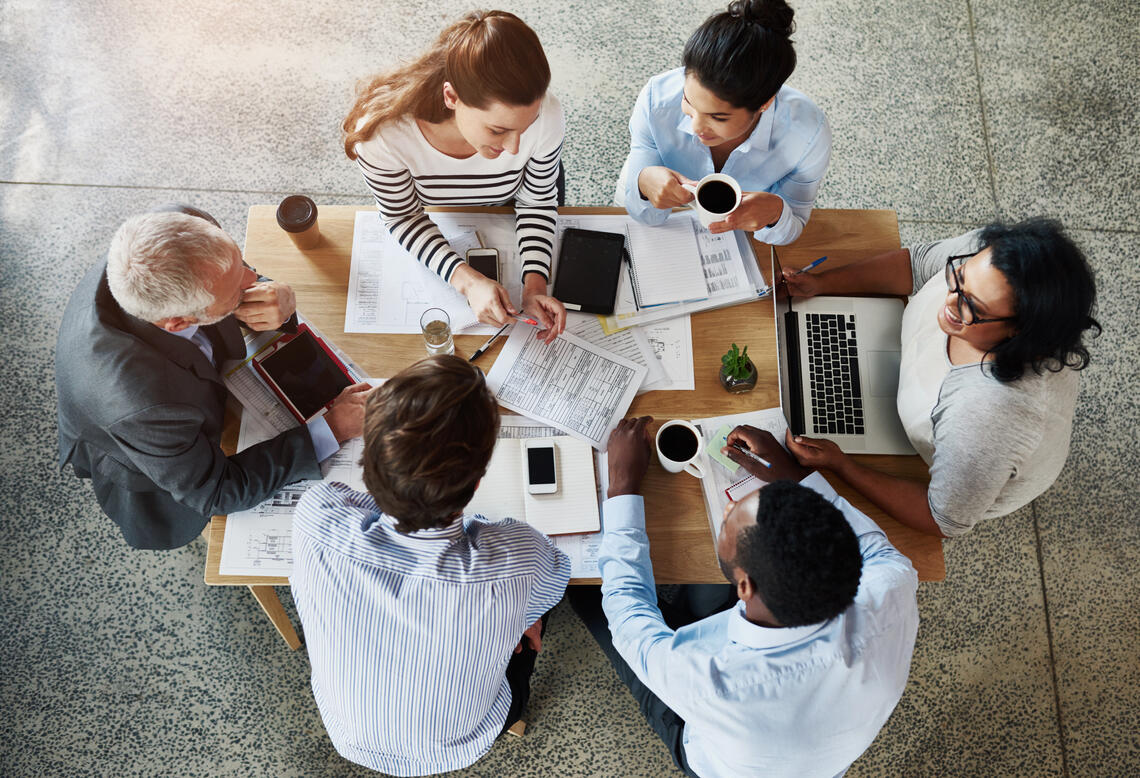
<box><xmin>466</xmin><ymin>247</ymin><xmax>500</xmax><ymax>282</ymax></box>
<box><xmin>524</xmin><ymin>439</ymin><xmax>559</xmax><ymax>495</ymax></box>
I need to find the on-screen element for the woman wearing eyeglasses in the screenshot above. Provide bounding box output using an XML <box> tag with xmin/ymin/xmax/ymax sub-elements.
<box><xmin>778</xmin><ymin>219</ymin><xmax>1100</xmax><ymax>537</ymax></box>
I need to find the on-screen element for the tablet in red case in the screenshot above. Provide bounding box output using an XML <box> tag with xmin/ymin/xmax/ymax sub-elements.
<box><xmin>252</xmin><ymin>324</ymin><xmax>354</xmax><ymax>423</ymax></box>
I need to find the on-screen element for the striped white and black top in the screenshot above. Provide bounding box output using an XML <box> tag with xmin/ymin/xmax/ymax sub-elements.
<box><xmin>290</xmin><ymin>482</ymin><xmax>571</xmax><ymax>776</ymax></box>
<box><xmin>354</xmin><ymin>92</ymin><xmax>564</xmax><ymax>283</ymax></box>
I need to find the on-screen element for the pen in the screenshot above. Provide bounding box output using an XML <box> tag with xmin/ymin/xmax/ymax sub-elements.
<box><xmin>731</xmin><ymin>443</ymin><xmax>772</xmax><ymax>468</ymax></box>
<box><xmin>793</xmin><ymin>256</ymin><xmax>829</xmax><ymax>275</ymax></box>
<box><xmin>468</xmin><ymin>323</ymin><xmax>510</xmax><ymax>362</ymax></box>
<box><xmin>511</xmin><ymin>314</ymin><xmax>540</xmax><ymax>326</ymax></box>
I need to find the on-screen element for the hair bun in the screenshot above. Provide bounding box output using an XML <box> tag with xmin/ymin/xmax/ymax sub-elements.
<box><xmin>729</xmin><ymin>0</ymin><xmax>795</xmax><ymax>37</ymax></box>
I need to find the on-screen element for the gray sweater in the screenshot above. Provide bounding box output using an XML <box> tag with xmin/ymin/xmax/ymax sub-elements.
<box><xmin>905</xmin><ymin>232</ymin><xmax>1079</xmax><ymax>536</ymax></box>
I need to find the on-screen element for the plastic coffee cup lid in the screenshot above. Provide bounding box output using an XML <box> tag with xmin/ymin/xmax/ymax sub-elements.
<box><xmin>276</xmin><ymin>195</ymin><xmax>317</xmax><ymax>232</ymax></box>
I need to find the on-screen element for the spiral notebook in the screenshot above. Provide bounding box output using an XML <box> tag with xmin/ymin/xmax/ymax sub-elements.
<box><xmin>625</xmin><ymin>218</ymin><xmax>709</xmax><ymax>308</ymax></box>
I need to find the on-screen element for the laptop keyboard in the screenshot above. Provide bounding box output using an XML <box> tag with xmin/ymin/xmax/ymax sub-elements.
<box><xmin>805</xmin><ymin>313</ymin><xmax>865</xmax><ymax>436</ymax></box>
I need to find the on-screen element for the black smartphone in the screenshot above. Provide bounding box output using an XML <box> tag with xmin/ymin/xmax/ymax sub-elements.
<box><xmin>466</xmin><ymin>248</ymin><xmax>500</xmax><ymax>282</ymax></box>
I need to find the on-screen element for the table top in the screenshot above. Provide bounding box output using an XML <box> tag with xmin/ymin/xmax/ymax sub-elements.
<box><xmin>205</xmin><ymin>205</ymin><xmax>943</xmax><ymax>586</ymax></box>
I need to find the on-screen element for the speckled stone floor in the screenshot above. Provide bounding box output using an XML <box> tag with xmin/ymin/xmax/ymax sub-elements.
<box><xmin>2</xmin><ymin>1</ymin><xmax>1137</xmax><ymax>776</ymax></box>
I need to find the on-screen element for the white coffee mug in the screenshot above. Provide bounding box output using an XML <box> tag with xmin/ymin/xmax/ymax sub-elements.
<box><xmin>655</xmin><ymin>420</ymin><xmax>706</xmax><ymax>479</ymax></box>
<box><xmin>681</xmin><ymin>173</ymin><xmax>742</xmax><ymax>228</ymax></box>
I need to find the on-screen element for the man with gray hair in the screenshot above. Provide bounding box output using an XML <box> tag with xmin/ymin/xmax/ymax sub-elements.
<box><xmin>56</xmin><ymin>205</ymin><xmax>368</xmax><ymax>549</ymax></box>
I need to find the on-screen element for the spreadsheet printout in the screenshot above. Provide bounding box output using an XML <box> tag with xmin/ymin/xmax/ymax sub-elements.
<box><xmin>486</xmin><ymin>325</ymin><xmax>647</xmax><ymax>450</ymax></box>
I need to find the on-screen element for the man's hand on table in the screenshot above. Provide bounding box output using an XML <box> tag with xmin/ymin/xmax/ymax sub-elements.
<box><xmin>723</xmin><ymin>426</ymin><xmax>810</xmax><ymax>482</ymax></box>
<box><xmin>325</xmin><ymin>383</ymin><xmax>372</xmax><ymax>443</ymax></box>
<box><xmin>607</xmin><ymin>416</ymin><xmax>653</xmax><ymax>498</ymax></box>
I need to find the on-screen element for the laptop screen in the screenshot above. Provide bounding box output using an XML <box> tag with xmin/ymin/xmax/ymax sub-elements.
<box><xmin>771</xmin><ymin>248</ymin><xmax>804</xmax><ymax>435</ymax></box>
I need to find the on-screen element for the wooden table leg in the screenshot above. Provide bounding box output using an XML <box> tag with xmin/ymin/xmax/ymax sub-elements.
<box><xmin>248</xmin><ymin>585</ymin><xmax>303</xmax><ymax>650</ymax></box>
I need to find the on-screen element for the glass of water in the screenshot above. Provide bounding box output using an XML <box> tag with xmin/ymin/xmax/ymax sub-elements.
<box><xmin>420</xmin><ymin>307</ymin><xmax>454</xmax><ymax>356</ymax></box>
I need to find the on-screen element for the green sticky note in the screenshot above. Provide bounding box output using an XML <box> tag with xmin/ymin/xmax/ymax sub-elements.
<box><xmin>706</xmin><ymin>425</ymin><xmax>739</xmax><ymax>473</ymax></box>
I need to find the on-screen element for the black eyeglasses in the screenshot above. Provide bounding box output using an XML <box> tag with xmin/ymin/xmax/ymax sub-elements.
<box><xmin>943</xmin><ymin>255</ymin><xmax>1017</xmax><ymax>326</ymax></box>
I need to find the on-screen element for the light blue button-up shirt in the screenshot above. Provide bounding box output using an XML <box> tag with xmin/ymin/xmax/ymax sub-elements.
<box><xmin>599</xmin><ymin>472</ymin><xmax>919</xmax><ymax>778</ymax></box>
<box><xmin>619</xmin><ymin>67</ymin><xmax>831</xmax><ymax>246</ymax></box>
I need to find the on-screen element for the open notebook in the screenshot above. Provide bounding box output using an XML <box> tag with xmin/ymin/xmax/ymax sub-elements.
<box><xmin>625</xmin><ymin>217</ymin><xmax>708</xmax><ymax>308</ymax></box>
<box><xmin>465</xmin><ymin>436</ymin><xmax>600</xmax><ymax>536</ymax></box>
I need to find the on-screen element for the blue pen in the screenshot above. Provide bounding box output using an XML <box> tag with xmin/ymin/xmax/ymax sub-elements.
<box><xmin>794</xmin><ymin>255</ymin><xmax>829</xmax><ymax>275</ymax></box>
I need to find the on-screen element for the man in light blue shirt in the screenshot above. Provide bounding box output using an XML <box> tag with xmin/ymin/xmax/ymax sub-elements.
<box><xmin>572</xmin><ymin>418</ymin><xmax>919</xmax><ymax>778</ymax></box>
<box><xmin>616</xmin><ymin>2</ymin><xmax>830</xmax><ymax>245</ymax></box>
<box><xmin>290</xmin><ymin>356</ymin><xmax>571</xmax><ymax>776</ymax></box>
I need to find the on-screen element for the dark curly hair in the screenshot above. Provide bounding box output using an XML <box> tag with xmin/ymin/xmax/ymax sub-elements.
<box><xmin>978</xmin><ymin>218</ymin><xmax>1100</xmax><ymax>383</ymax></box>
<box><xmin>682</xmin><ymin>0</ymin><xmax>797</xmax><ymax>111</ymax></box>
<box><xmin>361</xmin><ymin>355</ymin><xmax>500</xmax><ymax>532</ymax></box>
<box><xmin>734</xmin><ymin>480</ymin><xmax>862</xmax><ymax>626</ymax></box>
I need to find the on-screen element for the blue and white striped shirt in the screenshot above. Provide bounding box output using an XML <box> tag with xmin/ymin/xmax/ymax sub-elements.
<box><xmin>291</xmin><ymin>482</ymin><xmax>571</xmax><ymax>776</ymax></box>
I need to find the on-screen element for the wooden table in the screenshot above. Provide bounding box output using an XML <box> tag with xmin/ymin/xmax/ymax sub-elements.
<box><xmin>206</xmin><ymin>205</ymin><xmax>944</xmax><ymax>648</ymax></box>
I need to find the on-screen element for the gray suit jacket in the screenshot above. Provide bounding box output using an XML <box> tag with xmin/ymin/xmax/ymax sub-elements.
<box><xmin>56</xmin><ymin>259</ymin><xmax>322</xmax><ymax>549</ymax></box>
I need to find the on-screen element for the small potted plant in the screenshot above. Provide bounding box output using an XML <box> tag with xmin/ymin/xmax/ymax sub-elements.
<box><xmin>719</xmin><ymin>342</ymin><xmax>757</xmax><ymax>393</ymax></box>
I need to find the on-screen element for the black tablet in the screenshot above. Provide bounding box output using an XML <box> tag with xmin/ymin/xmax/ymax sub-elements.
<box><xmin>252</xmin><ymin>324</ymin><xmax>354</xmax><ymax>423</ymax></box>
<box><xmin>552</xmin><ymin>228</ymin><xmax>627</xmax><ymax>315</ymax></box>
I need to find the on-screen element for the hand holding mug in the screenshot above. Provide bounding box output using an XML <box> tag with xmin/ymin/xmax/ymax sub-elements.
<box><xmin>708</xmin><ymin>192</ymin><xmax>784</xmax><ymax>235</ymax></box>
<box><xmin>637</xmin><ymin>166</ymin><xmax>698</xmax><ymax>210</ymax></box>
<box><xmin>682</xmin><ymin>174</ymin><xmax>743</xmax><ymax>229</ymax></box>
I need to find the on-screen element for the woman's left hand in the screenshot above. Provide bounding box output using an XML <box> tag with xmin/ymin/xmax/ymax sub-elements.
<box><xmin>522</xmin><ymin>275</ymin><xmax>566</xmax><ymax>344</ymax></box>
<box><xmin>784</xmin><ymin>429</ymin><xmax>847</xmax><ymax>473</ymax></box>
<box><xmin>708</xmin><ymin>192</ymin><xmax>784</xmax><ymax>234</ymax></box>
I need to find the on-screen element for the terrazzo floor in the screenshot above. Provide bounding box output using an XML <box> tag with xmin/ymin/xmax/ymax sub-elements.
<box><xmin>2</xmin><ymin>1</ymin><xmax>1137</xmax><ymax>776</ymax></box>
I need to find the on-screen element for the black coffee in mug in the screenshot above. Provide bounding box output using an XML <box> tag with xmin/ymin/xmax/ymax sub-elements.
<box><xmin>697</xmin><ymin>181</ymin><xmax>737</xmax><ymax>214</ymax></box>
<box><xmin>659</xmin><ymin>424</ymin><xmax>699</xmax><ymax>462</ymax></box>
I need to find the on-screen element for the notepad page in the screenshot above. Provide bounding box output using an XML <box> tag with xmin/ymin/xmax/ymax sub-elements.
<box><xmin>465</xmin><ymin>441</ymin><xmax>526</xmax><ymax>521</ymax></box>
<box><xmin>522</xmin><ymin>437</ymin><xmax>601</xmax><ymax>535</ymax></box>
<box><xmin>626</xmin><ymin>218</ymin><xmax>707</xmax><ymax>307</ymax></box>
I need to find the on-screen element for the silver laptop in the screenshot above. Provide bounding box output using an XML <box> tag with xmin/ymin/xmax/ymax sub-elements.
<box><xmin>771</xmin><ymin>248</ymin><xmax>914</xmax><ymax>455</ymax></box>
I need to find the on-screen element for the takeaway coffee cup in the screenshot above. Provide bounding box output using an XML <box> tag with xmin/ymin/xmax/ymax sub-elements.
<box><xmin>655</xmin><ymin>419</ymin><xmax>706</xmax><ymax>479</ymax></box>
<box><xmin>276</xmin><ymin>195</ymin><xmax>321</xmax><ymax>250</ymax></box>
<box><xmin>681</xmin><ymin>173</ymin><xmax>742</xmax><ymax>228</ymax></box>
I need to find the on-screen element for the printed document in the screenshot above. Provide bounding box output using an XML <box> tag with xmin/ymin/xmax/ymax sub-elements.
<box><xmin>485</xmin><ymin>325</ymin><xmax>648</xmax><ymax>450</ymax></box>
<box><xmin>218</xmin><ymin>322</ymin><xmax>375</xmax><ymax>578</ymax></box>
<box><xmin>345</xmin><ymin>210</ymin><xmax>525</xmax><ymax>335</ymax></box>
<box><xmin>218</xmin><ymin>412</ymin><xmax>367</xmax><ymax>577</ymax></box>
<box><xmin>599</xmin><ymin>222</ymin><xmax>767</xmax><ymax>332</ymax></box>
<box><xmin>690</xmin><ymin>408</ymin><xmax>790</xmax><ymax>541</ymax></box>
<box><xmin>564</xmin><ymin>312</ymin><xmax>666</xmax><ymax>393</ymax></box>
<box><xmin>643</xmin><ymin>316</ymin><xmax>694</xmax><ymax>391</ymax></box>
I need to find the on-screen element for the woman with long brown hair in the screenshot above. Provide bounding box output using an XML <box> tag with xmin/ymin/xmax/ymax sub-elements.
<box><xmin>344</xmin><ymin>10</ymin><xmax>566</xmax><ymax>342</ymax></box>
